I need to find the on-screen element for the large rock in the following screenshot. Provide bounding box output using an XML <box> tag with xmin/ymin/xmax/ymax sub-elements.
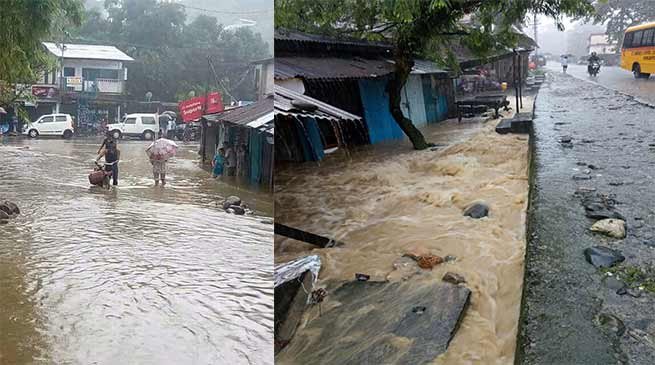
<box><xmin>584</xmin><ymin>246</ymin><xmax>625</xmax><ymax>268</ymax></box>
<box><xmin>4</xmin><ymin>201</ymin><xmax>19</xmax><ymax>215</ymax></box>
<box><xmin>0</xmin><ymin>210</ymin><xmax>9</xmax><ymax>220</ymax></box>
<box><xmin>227</xmin><ymin>205</ymin><xmax>245</xmax><ymax>215</ymax></box>
<box><xmin>222</xmin><ymin>196</ymin><xmax>242</xmax><ymax>210</ymax></box>
<box><xmin>590</xmin><ymin>219</ymin><xmax>626</xmax><ymax>239</ymax></box>
<box><xmin>0</xmin><ymin>204</ymin><xmax>11</xmax><ymax>216</ymax></box>
<box><xmin>463</xmin><ymin>202</ymin><xmax>489</xmax><ymax>219</ymax></box>
<box><xmin>276</xmin><ymin>281</ymin><xmax>471</xmax><ymax>365</ymax></box>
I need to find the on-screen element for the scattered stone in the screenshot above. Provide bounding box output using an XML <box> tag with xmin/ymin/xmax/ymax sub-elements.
<box><xmin>587</xmin><ymin>164</ymin><xmax>599</xmax><ymax>170</ymax></box>
<box><xmin>443</xmin><ymin>272</ymin><xmax>466</xmax><ymax>285</ymax></box>
<box><xmin>582</xmin><ymin>139</ymin><xmax>595</xmax><ymax>144</ymax></box>
<box><xmin>576</xmin><ymin>187</ymin><xmax>597</xmax><ymax>194</ymax></box>
<box><xmin>4</xmin><ymin>201</ymin><xmax>19</xmax><ymax>215</ymax></box>
<box><xmin>222</xmin><ymin>196</ymin><xmax>242</xmax><ymax>210</ymax></box>
<box><xmin>576</xmin><ymin>162</ymin><xmax>588</xmax><ymax>166</ymax></box>
<box><xmin>604</xmin><ymin>276</ymin><xmax>626</xmax><ymax>292</ymax></box>
<box><xmin>444</xmin><ymin>255</ymin><xmax>457</xmax><ymax>263</ymax></box>
<box><xmin>590</xmin><ymin>219</ymin><xmax>626</xmax><ymax>239</ymax></box>
<box><xmin>584</xmin><ymin>246</ymin><xmax>625</xmax><ymax>268</ymax></box>
<box><xmin>598</xmin><ymin>313</ymin><xmax>626</xmax><ymax>336</ymax></box>
<box><xmin>609</xmin><ymin>181</ymin><xmax>624</xmax><ymax>186</ymax></box>
<box><xmin>616</xmin><ymin>287</ymin><xmax>628</xmax><ymax>296</ymax></box>
<box><xmin>417</xmin><ymin>255</ymin><xmax>444</xmax><ymax>269</ymax></box>
<box><xmin>227</xmin><ymin>205</ymin><xmax>245</xmax><ymax>215</ymax></box>
<box><xmin>560</xmin><ymin>136</ymin><xmax>572</xmax><ymax>143</ymax></box>
<box><xmin>355</xmin><ymin>273</ymin><xmax>370</xmax><ymax>281</ymax></box>
<box><xmin>627</xmin><ymin>288</ymin><xmax>643</xmax><ymax>298</ymax></box>
<box><xmin>573</xmin><ymin>175</ymin><xmax>592</xmax><ymax>181</ymax></box>
<box><xmin>260</xmin><ymin>219</ymin><xmax>273</xmax><ymax>225</ymax></box>
<box><xmin>463</xmin><ymin>202</ymin><xmax>489</xmax><ymax>218</ymax></box>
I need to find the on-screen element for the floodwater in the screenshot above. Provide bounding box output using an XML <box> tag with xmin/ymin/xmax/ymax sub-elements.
<box><xmin>0</xmin><ymin>138</ymin><xmax>273</xmax><ymax>364</ymax></box>
<box><xmin>548</xmin><ymin>62</ymin><xmax>655</xmax><ymax>104</ymax></box>
<box><xmin>275</xmin><ymin>107</ymin><xmax>530</xmax><ymax>364</ymax></box>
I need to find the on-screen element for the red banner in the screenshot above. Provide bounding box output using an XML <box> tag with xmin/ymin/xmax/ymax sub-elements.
<box><xmin>178</xmin><ymin>92</ymin><xmax>224</xmax><ymax>122</ymax></box>
<box><xmin>206</xmin><ymin>91</ymin><xmax>224</xmax><ymax>114</ymax></box>
<box><xmin>32</xmin><ymin>86</ymin><xmax>58</xmax><ymax>98</ymax></box>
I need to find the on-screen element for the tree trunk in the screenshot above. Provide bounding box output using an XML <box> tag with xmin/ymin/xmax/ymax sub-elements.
<box><xmin>387</xmin><ymin>52</ymin><xmax>430</xmax><ymax>150</ymax></box>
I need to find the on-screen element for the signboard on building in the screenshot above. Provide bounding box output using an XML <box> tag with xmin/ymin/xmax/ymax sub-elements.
<box><xmin>66</xmin><ymin>76</ymin><xmax>83</xmax><ymax>86</ymax></box>
<box><xmin>32</xmin><ymin>86</ymin><xmax>58</xmax><ymax>98</ymax></box>
<box><xmin>178</xmin><ymin>92</ymin><xmax>224</xmax><ymax>122</ymax></box>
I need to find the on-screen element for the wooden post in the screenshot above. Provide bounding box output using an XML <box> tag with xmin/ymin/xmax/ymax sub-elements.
<box><xmin>274</xmin><ymin>223</ymin><xmax>343</xmax><ymax>248</ymax></box>
<box><xmin>513</xmin><ymin>51</ymin><xmax>519</xmax><ymax>112</ymax></box>
<box><xmin>518</xmin><ymin>53</ymin><xmax>523</xmax><ymax>109</ymax></box>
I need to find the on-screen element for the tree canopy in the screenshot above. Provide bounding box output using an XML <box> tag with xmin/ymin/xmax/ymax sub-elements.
<box><xmin>71</xmin><ymin>0</ymin><xmax>271</xmax><ymax>103</ymax></box>
<box><xmin>586</xmin><ymin>0</ymin><xmax>655</xmax><ymax>43</ymax></box>
<box><xmin>0</xmin><ymin>0</ymin><xmax>83</xmax><ymax>108</ymax></box>
<box><xmin>276</xmin><ymin>0</ymin><xmax>595</xmax><ymax>149</ymax></box>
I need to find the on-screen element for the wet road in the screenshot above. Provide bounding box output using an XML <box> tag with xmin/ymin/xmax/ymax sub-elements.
<box><xmin>0</xmin><ymin>138</ymin><xmax>273</xmax><ymax>364</ymax></box>
<box><xmin>520</xmin><ymin>72</ymin><xmax>655</xmax><ymax>364</ymax></box>
<box><xmin>547</xmin><ymin>61</ymin><xmax>655</xmax><ymax>104</ymax></box>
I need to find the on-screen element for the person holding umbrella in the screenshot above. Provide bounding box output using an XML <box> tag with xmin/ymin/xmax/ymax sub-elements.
<box><xmin>146</xmin><ymin>131</ymin><xmax>178</xmax><ymax>186</ymax></box>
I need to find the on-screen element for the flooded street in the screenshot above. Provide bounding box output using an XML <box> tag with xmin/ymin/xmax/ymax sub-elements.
<box><xmin>276</xmin><ymin>107</ymin><xmax>530</xmax><ymax>364</ymax></box>
<box><xmin>548</xmin><ymin>62</ymin><xmax>655</xmax><ymax>104</ymax></box>
<box><xmin>0</xmin><ymin>138</ymin><xmax>273</xmax><ymax>364</ymax></box>
<box><xmin>520</xmin><ymin>72</ymin><xmax>655</xmax><ymax>364</ymax></box>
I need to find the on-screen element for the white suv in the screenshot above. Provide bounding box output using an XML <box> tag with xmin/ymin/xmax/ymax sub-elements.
<box><xmin>107</xmin><ymin>113</ymin><xmax>158</xmax><ymax>140</ymax></box>
<box><xmin>24</xmin><ymin>113</ymin><xmax>75</xmax><ymax>139</ymax></box>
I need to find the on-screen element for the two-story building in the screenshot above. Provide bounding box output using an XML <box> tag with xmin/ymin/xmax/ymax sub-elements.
<box><xmin>26</xmin><ymin>42</ymin><xmax>134</xmax><ymax>127</ymax></box>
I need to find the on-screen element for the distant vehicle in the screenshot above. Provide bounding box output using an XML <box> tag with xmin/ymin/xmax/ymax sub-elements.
<box><xmin>107</xmin><ymin>113</ymin><xmax>158</xmax><ymax>140</ymax></box>
<box><xmin>621</xmin><ymin>21</ymin><xmax>655</xmax><ymax>79</ymax></box>
<box><xmin>23</xmin><ymin>113</ymin><xmax>74</xmax><ymax>139</ymax></box>
<box><xmin>531</xmin><ymin>55</ymin><xmax>547</xmax><ymax>67</ymax></box>
<box><xmin>588</xmin><ymin>61</ymin><xmax>601</xmax><ymax>77</ymax></box>
<box><xmin>173</xmin><ymin>122</ymin><xmax>200</xmax><ymax>142</ymax></box>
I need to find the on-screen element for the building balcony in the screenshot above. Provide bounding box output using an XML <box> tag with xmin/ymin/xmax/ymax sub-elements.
<box><xmin>82</xmin><ymin>79</ymin><xmax>124</xmax><ymax>94</ymax></box>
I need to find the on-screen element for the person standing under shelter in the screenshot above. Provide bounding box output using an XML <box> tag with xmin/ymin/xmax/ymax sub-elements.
<box><xmin>224</xmin><ymin>144</ymin><xmax>237</xmax><ymax>176</ymax></box>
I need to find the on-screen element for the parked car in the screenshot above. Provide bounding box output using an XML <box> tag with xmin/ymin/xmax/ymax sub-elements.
<box><xmin>107</xmin><ymin>113</ymin><xmax>158</xmax><ymax>140</ymax></box>
<box><xmin>23</xmin><ymin>113</ymin><xmax>74</xmax><ymax>139</ymax></box>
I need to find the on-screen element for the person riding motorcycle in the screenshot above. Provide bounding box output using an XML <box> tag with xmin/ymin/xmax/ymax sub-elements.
<box><xmin>588</xmin><ymin>52</ymin><xmax>601</xmax><ymax>74</ymax></box>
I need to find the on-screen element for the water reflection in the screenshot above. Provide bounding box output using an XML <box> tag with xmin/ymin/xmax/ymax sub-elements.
<box><xmin>0</xmin><ymin>138</ymin><xmax>273</xmax><ymax>364</ymax></box>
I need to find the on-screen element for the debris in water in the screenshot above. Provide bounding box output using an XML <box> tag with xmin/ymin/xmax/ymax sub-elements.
<box><xmin>590</xmin><ymin>218</ymin><xmax>626</xmax><ymax>239</ymax></box>
<box><xmin>355</xmin><ymin>273</ymin><xmax>370</xmax><ymax>281</ymax></box>
<box><xmin>463</xmin><ymin>202</ymin><xmax>489</xmax><ymax>218</ymax></box>
<box><xmin>584</xmin><ymin>246</ymin><xmax>625</xmax><ymax>268</ymax></box>
<box><xmin>573</xmin><ymin>175</ymin><xmax>592</xmax><ymax>181</ymax></box>
<box><xmin>403</xmin><ymin>253</ymin><xmax>444</xmax><ymax>269</ymax></box>
<box><xmin>443</xmin><ymin>272</ymin><xmax>466</xmax><ymax>285</ymax></box>
<box><xmin>560</xmin><ymin>135</ymin><xmax>573</xmax><ymax>143</ymax></box>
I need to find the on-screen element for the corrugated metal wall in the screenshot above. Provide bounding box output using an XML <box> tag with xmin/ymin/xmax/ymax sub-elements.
<box><xmin>400</xmin><ymin>75</ymin><xmax>428</xmax><ymax>127</ymax></box>
<box><xmin>358</xmin><ymin>78</ymin><xmax>404</xmax><ymax>144</ymax></box>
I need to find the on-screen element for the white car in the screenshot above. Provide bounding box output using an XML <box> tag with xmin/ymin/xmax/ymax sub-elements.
<box><xmin>107</xmin><ymin>113</ymin><xmax>158</xmax><ymax>140</ymax></box>
<box><xmin>24</xmin><ymin>113</ymin><xmax>75</xmax><ymax>139</ymax></box>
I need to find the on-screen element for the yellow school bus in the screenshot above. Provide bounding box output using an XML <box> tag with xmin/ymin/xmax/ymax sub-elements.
<box><xmin>621</xmin><ymin>22</ymin><xmax>655</xmax><ymax>78</ymax></box>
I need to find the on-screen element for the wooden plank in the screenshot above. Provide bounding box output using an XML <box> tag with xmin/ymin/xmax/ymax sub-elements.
<box><xmin>274</xmin><ymin>223</ymin><xmax>342</xmax><ymax>248</ymax></box>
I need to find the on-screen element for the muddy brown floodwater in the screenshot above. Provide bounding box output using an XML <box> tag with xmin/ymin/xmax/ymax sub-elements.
<box><xmin>275</xmin><ymin>107</ymin><xmax>530</xmax><ymax>364</ymax></box>
<box><xmin>0</xmin><ymin>138</ymin><xmax>273</xmax><ymax>364</ymax></box>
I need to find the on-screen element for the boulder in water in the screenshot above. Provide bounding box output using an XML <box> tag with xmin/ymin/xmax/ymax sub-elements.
<box><xmin>584</xmin><ymin>246</ymin><xmax>625</xmax><ymax>268</ymax></box>
<box><xmin>222</xmin><ymin>196</ymin><xmax>242</xmax><ymax>210</ymax></box>
<box><xmin>0</xmin><ymin>210</ymin><xmax>9</xmax><ymax>220</ymax></box>
<box><xmin>227</xmin><ymin>205</ymin><xmax>245</xmax><ymax>215</ymax></box>
<box><xmin>463</xmin><ymin>202</ymin><xmax>489</xmax><ymax>219</ymax></box>
<box><xmin>590</xmin><ymin>218</ymin><xmax>626</xmax><ymax>239</ymax></box>
<box><xmin>0</xmin><ymin>203</ymin><xmax>11</xmax><ymax>216</ymax></box>
<box><xmin>443</xmin><ymin>272</ymin><xmax>466</xmax><ymax>285</ymax></box>
<box><xmin>5</xmin><ymin>201</ymin><xmax>19</xmax><ymax>215</ymax></box>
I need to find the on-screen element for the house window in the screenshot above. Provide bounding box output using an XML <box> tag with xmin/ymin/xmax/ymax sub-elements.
<box><xmin>82</xmin><ymin>68</ymin><xmax>120</xmax><ymax>81</ymax></box>
<box><xmin>64</xmin><ymin>67</ymin><xmax>75</xmax><ymax>77</ymax></box>
<box><xmin>44</xmin><ymin>72</ymin><xmax>49</xmax><ymax>84</ymax></box>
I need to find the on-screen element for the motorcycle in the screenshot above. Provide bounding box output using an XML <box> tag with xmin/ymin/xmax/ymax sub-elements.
<box><xmin>588</xmin><ymin>62</ymin><xmax>601</xmax><ymax>77</ymax></box>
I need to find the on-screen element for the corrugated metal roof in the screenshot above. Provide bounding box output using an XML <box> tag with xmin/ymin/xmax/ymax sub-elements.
<box><xmin>275</xmin><ymin>57</ymin><xmax>450</xmax><ymax>80</ymax></box>
<box><xmin>275</xmin><ymin>28</ymin><xmax>392</xmax><ymax>49</ymax></box>
<box><xmin>42</xmin><ymin>42</ymin><xmax>134</xmax><ymax>61</ymax></box>
<box><xmin>203</xmin><ymin>96</ymin><xmax>273</xmax><ymax>127</ymax></box>
<box><xmin>275</xmin><ymin>56</ymin><xmax>394</xmax><ymax>80</ymax></box>
<box><xmin>247</xmin><ymin>112</ymin><xmax>275</xmax><ymax>135</ymax></box>
<box><xmin>275</xmin><ymin>85</ymin><xmax>362</xmax><ymax>122</ymax></box>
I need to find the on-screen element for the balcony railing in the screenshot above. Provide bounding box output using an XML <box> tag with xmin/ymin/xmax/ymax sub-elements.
<box><xmin>83</xmin><ymin>79</ymin><xmax>124</xmax><ymax>94</ymax></box>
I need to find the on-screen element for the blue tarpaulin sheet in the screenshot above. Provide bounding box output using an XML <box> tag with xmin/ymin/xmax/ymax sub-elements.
<box><xmin>297</xmin><ymin>117</ymin><xmax>324</xmax><ymax>161</ymax></box>
<box><xmin>358</xmin><ymin>78</ymin><xmax>404</xmax><ymax>144</ymax></box>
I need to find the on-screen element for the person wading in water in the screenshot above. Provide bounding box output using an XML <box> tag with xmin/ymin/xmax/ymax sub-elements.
<box><xmin>96</xmin><ymin>139</ymin><xmax>120</xmax><ymax>186</ymax></box>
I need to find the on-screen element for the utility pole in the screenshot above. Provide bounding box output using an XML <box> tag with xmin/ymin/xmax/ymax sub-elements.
<box><xmin>533</xmin><ymin>13</ymin><xmax>539</xmax><ymax>58</ymax></box>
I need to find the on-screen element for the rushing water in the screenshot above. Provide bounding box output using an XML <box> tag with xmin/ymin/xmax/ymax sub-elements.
<box><xmin>0</xmin><ymin>138</ymin><xmax>273</xmax><ymax>365</ymax></box>
<box><xmin>275</xmin><ymin>108</ymin><xmax>531</xmax><ymax>364</ymax></box>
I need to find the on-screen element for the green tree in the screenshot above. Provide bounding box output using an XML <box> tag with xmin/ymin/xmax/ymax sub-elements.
<box><xmin>585</xmin><ymin>0</ymin><xmax>654</xmax><ymax>44</ymax></box>
<box><xmin>276</xmin><ymin>0</ymin><xmax>594</xmax><ymax>150</ymax></box>
<box><xmin>0</xmin><ymin>0</ymin><xmax>83</xmax><ymax>109</ymax></box>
